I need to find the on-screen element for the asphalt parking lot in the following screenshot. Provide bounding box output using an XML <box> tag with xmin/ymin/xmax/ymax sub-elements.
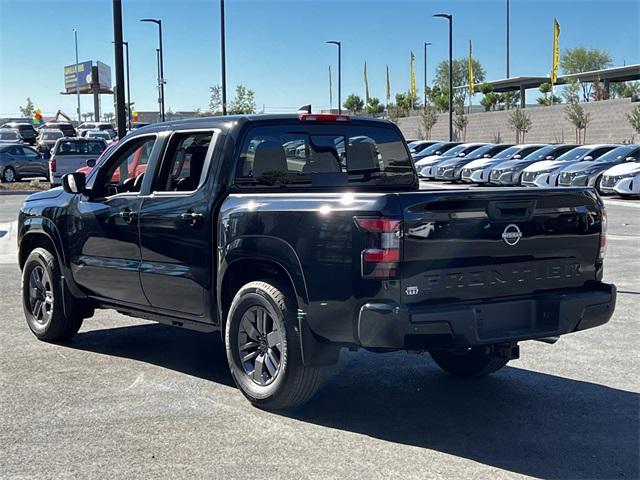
<box><xmin>0</xmin><ymin>188</ymin><xmax>638</xmax><ymax>479</ymax></box>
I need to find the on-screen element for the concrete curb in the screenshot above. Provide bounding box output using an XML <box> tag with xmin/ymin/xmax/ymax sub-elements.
<box><xmin>0</xmin><ymin>190</ymin><xmax>39</xmax><ymax>196</ymax></box>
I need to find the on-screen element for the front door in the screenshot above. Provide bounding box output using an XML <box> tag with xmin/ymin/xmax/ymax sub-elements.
<box><xmin>70</xmin><ymin>135</ymin><xmax>158</xmax><ymax>305</ymax></box>
<box><xmin>138</xmin><ymin>130</ymin><xmax>218</xmax><ymax>320</ymax></box>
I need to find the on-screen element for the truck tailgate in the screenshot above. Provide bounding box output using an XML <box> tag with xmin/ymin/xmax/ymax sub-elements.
<box><xmin>399</xmin><ymin>188</ymin><xmax>603</xmax><ymax>305</ymax></box>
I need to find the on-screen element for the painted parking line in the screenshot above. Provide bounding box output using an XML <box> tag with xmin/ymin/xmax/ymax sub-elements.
<box><xmin>603</xmin><ymin>198</ymin><xmax>640</xmax><ymax>209</ymax></box>
<box><xmin>0</xmin><ymin>221</ymin><xmax>17</xmax><ymax>264</ymax></box>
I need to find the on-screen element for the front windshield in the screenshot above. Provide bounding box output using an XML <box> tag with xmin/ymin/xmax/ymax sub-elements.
<box><xmin>521</xmin><ymin>145</ymin><xmax>557</xmax><ymax>161</ymax></box>
<box><xmin>442</xmin><ymin>145</ymin><xmax>469</xmax><ymax>157</ymax></box>
<box><xmin>595</xmin><ymin>146</ymin><xmax>637</xmax><ymax>163</ymax></box>
<box><xmin>462</xmin><ymin>144</ymin><xmax>494</xmax><ymax>160</ymax></box>
<box><xmin>416</xmin><ymin>142</ymin><xmax>447</xmax><ymax>157</ymax></box>
<box><xmin>556</xmin><ymin>146</ymin><xmax>590</xmax><ymax>161</ymax></box>
<box><xmin>0</xmin><ymin>131</ymin><xmax>18</xmax><ymax>140</ymax></box>
<box><xmin>491</xmin><ymin>146</ymin><xmax>520</xmax><ymax>160</ymax></box>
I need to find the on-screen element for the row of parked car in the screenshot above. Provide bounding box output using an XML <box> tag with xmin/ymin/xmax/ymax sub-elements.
<box><xmin>408</xmin><ymin>139</ymin><xmax>640</xmax><ymax>198</ymax></box>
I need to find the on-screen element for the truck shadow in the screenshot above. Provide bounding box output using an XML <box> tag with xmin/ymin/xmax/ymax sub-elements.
<box><xmin>71</xmin><ymin>323</ymin><xmax>638</xmax><ymax>479</ymax></box>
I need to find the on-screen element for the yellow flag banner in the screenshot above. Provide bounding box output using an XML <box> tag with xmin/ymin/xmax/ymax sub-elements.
<box><xmin>551</xmin><ymin>18</ymin><xmax>560</xmax><ymax>85</ymax></box>
<box><xmin>410</xmin><ymin>51</ymin><xmax>416</xmax><ymax>100</ymax></box>
<box><xmin>468</xmin><ymin>40</ymin><xmax>475</xmax><ymax>95</ymax></box>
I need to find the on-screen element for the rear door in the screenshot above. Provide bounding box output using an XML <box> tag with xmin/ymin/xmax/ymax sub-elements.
<box><xmin>138</xmin><ymin>129</ymin><xmax>219</xmax><ymax>319</ymax></box>
<box><xmin>399</xmin><ymin>189</ymin><xmax>601</xmax><ymax>305</ymax></box>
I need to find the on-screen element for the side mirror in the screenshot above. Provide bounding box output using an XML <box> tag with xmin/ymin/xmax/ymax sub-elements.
<box><xmin>458</xmin><ymin>152</ymin><xmax>466</xmax><ymax>157</ymax></box>
<box><xmin>546</xmin><ymin>155</ymin><xmax>554</xmax><ymax>160</ymax></box>
<box><xmin>435</xmin><ymin>151</ymin><xmax>442</xmax><ymax>155</ymax></box>
<box><xmin>583</xmin><ymin>156</ymin><xmax>593</xmax><ymax>161</ymax></box>
<box><xmin>513</xmin><ymin>154</ymin><xmax>522</xmax><ymax>159</ymax></box>
<box><xmin>86</xmin><ymin>158</ymin><xmax>96</xmax><ymax>168</ymax></box>
<box><xmin>625</xmin><ymin>156</ymin><xmax>635</xmax><ymax>162</ymax></box>
<box><xmin>62</xmin><ymin>172</ymin><xmax>86</xmax><ymax>194</ymax></box>
<box><xmin>483</xmin><ymin>154</ymin><xmax>491</xmax><ymax>158</ymax></box>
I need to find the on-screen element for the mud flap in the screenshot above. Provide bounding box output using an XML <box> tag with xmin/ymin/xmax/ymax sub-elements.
<box><xmin>298</xmin><ymin>309</ymin><xmax>340</xmax><ymax>367</ymax></box>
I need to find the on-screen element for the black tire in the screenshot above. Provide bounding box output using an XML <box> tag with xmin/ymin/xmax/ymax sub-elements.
<box><xmin>1</xmin><ymin>166</ymin><xmax>16</xmax><ymax>183</ymax></box>
<box><xmin>225</xmin><ymin>280</ymin><xmax>327</xmax><ymax>410</ymax></box>
<box><xmin>430</xmin><ymin>347</ymin><xmax>509</xmax><ymax>377</ymax></box>
<box><xmin>22</xmin><ymin>247</ymin><xmax>85</xmax><ymax>342</ymax></box>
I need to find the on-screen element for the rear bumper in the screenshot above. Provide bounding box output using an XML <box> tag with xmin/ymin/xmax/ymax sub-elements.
<box><xmin>357</xmin><ymin>283</ymin><xmax>616</xmax><ymax>349</ymax></box>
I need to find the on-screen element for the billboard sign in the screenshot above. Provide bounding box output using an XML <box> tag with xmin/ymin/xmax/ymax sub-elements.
<box><xmin>96</xmin><ymin>61</ymin><xmax>112</xmax><ymax>89</ymax></box>
<box><xmin>64</xmin><ymin>61</ymin><xmax>92</xmax><ymax>92</ymax></box>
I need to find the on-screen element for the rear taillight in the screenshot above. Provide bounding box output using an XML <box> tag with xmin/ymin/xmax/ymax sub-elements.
<box><xmin>49</xmin><ymin>158</ymin><xmax>56</xmax><ymax>172</ymax></box>
<box><xmin>599</xmin><ymin>208</ymin><xmax>607</xmax><ymax>260</ymax></box>
<box><xmin>355</xmin><ymin>217</ymin><xmax>401</xmax><ymax>279</ymax></box>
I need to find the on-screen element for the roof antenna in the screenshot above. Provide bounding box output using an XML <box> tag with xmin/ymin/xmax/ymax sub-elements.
<box><xmin>298</xmin><ymin>104</ymin><xmax>312</xmax><ymax>114</ymax></box>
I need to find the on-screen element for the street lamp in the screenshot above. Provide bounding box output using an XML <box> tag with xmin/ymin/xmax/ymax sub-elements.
<box><xmin>433</xmin><ymin>13</ymin><xmax>453</xmax><ymax>141</ymax></box>
<box><xmin>424</xmin><ymin>42</ymin><xmax>432</xmax><ymax>109</ymax></box>
<box><xmin>326</xmin><ymin>41</ymin><xmax>341</xmax><ymax>114</ymax></box>
<box><xmin>506</xmin><ymin>0</ymin><xmax>510</xmax><ymax>78</ymax></box>
<box><xmin>140</xmin><ymin>18</ymin><xmax>165</xmax><ymax>122</ymax></box>
<box><xmin>73</xmin><ymin>29</ymin><xmax>81</xmax><ymax>123</ymax></box>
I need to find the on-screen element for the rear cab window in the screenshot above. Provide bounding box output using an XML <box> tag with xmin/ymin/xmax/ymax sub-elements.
<box><xmin>55</xmin><ymin>139</ymin><xmax>106</xmax><ymax>156</ymax></box>
<box><xmin>236</xmin><ymin>123</ymin><xmax>414</xmax><ymax>189</ymax></box>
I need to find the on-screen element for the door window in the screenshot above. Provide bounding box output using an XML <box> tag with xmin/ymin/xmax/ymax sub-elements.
<box><xmin>20</xmin><ymin>146</ymin><xmax>39</xmax><ymax>158</ymax></box>
<box><xmin>153</xmin><ymin>132</ymin><xmax>214</xmax><ymax>192</ymax></box>
<box><xmin>94</xmin><ymin>137</ymin><xmax>157</xmax><ymax>196</ymax></box>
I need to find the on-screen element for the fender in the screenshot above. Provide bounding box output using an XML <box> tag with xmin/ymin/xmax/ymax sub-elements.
<box><xmin>219</xmin><ymin>235</ymin><xmax>339</xmax><ymax>367</ymax></box>
<box><xmin>20</xmin><ymin>217</ymin><xmax>87</xmax><ymax>300</ymax></box>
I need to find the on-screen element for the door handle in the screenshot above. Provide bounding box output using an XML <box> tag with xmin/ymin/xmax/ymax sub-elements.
<box><xmin>119</xmin><ymin>209</ymin><xmax>138</xmax><ymax>224</ymax></box>
<box><xmin>180</xmin><ymin>211</ymin><xmax>204</xmax><ymax>226</ymax></box>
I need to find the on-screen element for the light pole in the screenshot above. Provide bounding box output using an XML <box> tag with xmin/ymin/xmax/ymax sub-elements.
<box><xmin>424</xmin><ymin>42</ymin><xmax>432</xmax><ymax>109</ymax></box>
<box><xmin>326</xmin><ymin>41</ymin><xmax>341</xmax><ymax>114</ymax></box>
<box><xmin>113</xmin><ymin>40</ymin><xmax>132</xmax><ymax>129</ymax></box>
<box><xmin>220</xmin><ymin>0</ymin><xmax>227</xmax><ymax>115</ymax></box>
<box><xmin>434</xmin><ymin>13</ymin><xmax>453</xmax><ymax>141</ymax></box>
<box><xmin>113</xmin><ymin>0</ymin><xmax>126</xmax><ymax>138</ymax></box>
<box><xmin>506</xmin><ymin>0</ymin><xmax>510</xmax><ymax>78</ymax></box>
<box><xmin>141</xmin><ymin>18</ymin><xmax>165</xmax><ymax>122</ymax></box>
<box><xmin>73</xmin><ymin>29</ymin><xmax>81</xmax><ymax>123</ymax></box>
<box><xmin>156</xmin><ymin>49</ymin><xmax>161</xmax><ymax>122</ymax></box>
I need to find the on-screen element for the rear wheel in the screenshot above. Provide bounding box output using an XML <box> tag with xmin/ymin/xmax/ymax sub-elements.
<box><xmin>430</xmin><ymin>347</ymin><xmax>509</xmax><ymax>377</ymax></box>
<box><xmin>225</xmin><ymin>281</ymin><xmax>327</xmax><ymax>410</ymax></box>
<box><xmin>22</xmin><ymin>248</ymin><xmax>88</xmax><ymax>342</ymax></box>
<box><xmin>2</xmin><ymin>166</ymin><xmax>16</xmax><ymax>183</ymax></box>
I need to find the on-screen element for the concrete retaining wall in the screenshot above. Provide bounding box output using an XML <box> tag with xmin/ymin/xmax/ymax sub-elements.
<box><xmin>398</xmin><ymin>98</ymin><xmax>639</xmax><ymax>144</ymax></box>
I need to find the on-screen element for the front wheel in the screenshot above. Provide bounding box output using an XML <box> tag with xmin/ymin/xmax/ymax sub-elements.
<box><xmin>430</xmin><ymin>347</ymin><xmax>509</xmax><ymax>377</ymax></box>
<box><xmin>225</xmin><ymin>281</ymin><xmax>327</xmax><ymax>410</ymax></box>
<box><xmin>22</xmin><ymin>248</ymin><xmax>86</xmax><ymax>342</ymax></box>
<box><xmin>2</xmin><ymin>166</ymin><xmax>16</xmax><ymax>183</ymax></box>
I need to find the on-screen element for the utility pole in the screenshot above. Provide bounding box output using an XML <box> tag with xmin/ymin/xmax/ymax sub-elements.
<box><xmin>326</xmin><ymin>41</ymin><xmax>341</xmax><ymax>114</ymax></box>
<box><xmin>112</xmin><ymin>0</ymin><xmax>126</xmax><ymax>138</ymax></box>
<box><xmin>141</xmin><ymin>18</ymin><xmax>165</xmax><ymax>121</ymax></box>
<box><xmin>506</xmin><ymin>0</ymin><xmax>510</xmax><ymax>78</ymax></box>
<box><xmin>73</xmin><ymin>29</ymin><xmax>81</xmax><ymax>124</ymax></box>
<box><xmin>434</xmin><ymin>13</ymin><xmax>453</xmax><ymax>141</ymax></box>
<box><xmin>220</xmin><ymin>0</ymin><xmax>227</xmax><ymax>115</ymax></box>
<box><xmin>123</xmin><ymin>41</ymin><xmax>132</xmax><ymax>129</ymax></box>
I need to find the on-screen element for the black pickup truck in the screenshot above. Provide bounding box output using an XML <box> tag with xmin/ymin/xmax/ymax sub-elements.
<box><xmin>18</xmin><ymin>114</ymin><xmax>616</xmax><ymax>410</ymax></box>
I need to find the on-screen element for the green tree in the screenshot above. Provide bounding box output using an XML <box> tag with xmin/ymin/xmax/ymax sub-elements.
<box><xmin>508</xmin><ymin>108</ymin><xmax>532</xmax><ymax>143</ymax></box>
<box><xmin>453</xmin><ymin>107</ymin><xmax>468</xmax><ymax>141</ymax></box>
<box><xmin>434</xmin><ymin>58</ymin><xmax>486</xmax><ymax>107</ymax></box>
<box><xmin>611</xmin><ymin>81</ymin><xmax>640</xmax><ymax>99</ymax></box>
<box><xmin>564</xmin><ymin>102</ymin><xmax>592</xmax><ymax>144</ymax></box>
<box><xmin>19</xmin><ymin>97</ymin><xmax>35</xmax><ymax>118</ymax></box>
<box><xmin>626</xmin><ymin>106</ymin><xmax>640</xmax><ymax>137</ymax></box>
<box><xmin>537</xmin><ymin>82</ymin><xmax>561</xmax><ymax>106</ymax></box>
<box><xmin>344</xmin><ymin>94</ymin><xmax>364</xmax><ymax>114</ymax></box>
<box><xmin>209</xmin><ymin>84</ymin><xmax>223</xmax><ymax>114</ymax></box>
<box><xmin>560</xmin><ymin>47</ymin><xmax>612</xmax><ymax>101</ymax></box>
<box><xmin>82</xmin><ymin>112</ymin><xmax>93</xmax><ymax>122</ymax></box>
<box><xmin>365</xmin><ymin>97</ymin><xmax>384</xmax><ymax>117</ymax></box>
<box><xmin>102</xmin><ymin>112</ymin><xmax>114</xmax><ymax>123</ymax></box>
<box><xmin>426</xmin><ymin>86</ymin><xmax>449</xmax><ymax>113</ymax></box>
<box><xmin>562</xmin><ymin>79</ymin><xmax>581</xmax><ymax>104</ymax></box>
<box><xmin>228</xmin><ymin>85</ymin><xmax>256</xmax><ymax>114</ymax></box>
<box><xmin>419</xmin><ymin>105</ymin><xmax>438</xmax><ymax>140</ymax></box>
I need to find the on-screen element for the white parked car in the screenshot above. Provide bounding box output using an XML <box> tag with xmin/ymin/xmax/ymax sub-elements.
<box><xmin>460</xmin><ymin>144</ymin><xmax>546</xmax><ymax>184</ymax></box>
<box><xmin>613</xmin><ymin>174</ymin><xmax>640</xmax><ymax>197</ymax></box>
<box><xmin>600</xmin><ymin>161</ymin><xmax>640</xmax><ymax>195</ymax></box>
<box><xmin>521</xmin><ymin>144</ymin><xmax>617</xmax><ymax>188</ymax></box>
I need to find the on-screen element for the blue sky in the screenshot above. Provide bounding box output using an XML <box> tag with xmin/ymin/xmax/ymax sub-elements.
<box><xmin>1</xmin><ymin>0</ymin><xmax>639</xmax><ymax>118</ymax></box>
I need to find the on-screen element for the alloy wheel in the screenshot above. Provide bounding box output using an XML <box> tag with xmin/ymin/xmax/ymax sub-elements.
<box><xmin>28</xmin><ymin>265</ymin><xmax>53</xmax><ymax>325</ymax></box>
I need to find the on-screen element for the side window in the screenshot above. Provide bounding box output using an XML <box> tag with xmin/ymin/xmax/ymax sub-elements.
<box><xmin>97</xmin><ymin>137</ymin><xmax>157</xmax><ymax>196</ymax></box>
<box><xmin>153</xmin><ymin>131</ymin><xmax>213</xmax><ymax>192</ymax></box>
<box><xmin>590</xmin><ymin>148</ymin><xmax>610</xmax><ymax>159</ymax></box>
<box><xmin>21</xmin><ymin>147</ymin><xmax>39</xmax><ymax>158</ymax></box>
<box><xmin>518</xmin><ymin>147</ymin><xmax>539</xmax><ymax>157</ymax></box>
